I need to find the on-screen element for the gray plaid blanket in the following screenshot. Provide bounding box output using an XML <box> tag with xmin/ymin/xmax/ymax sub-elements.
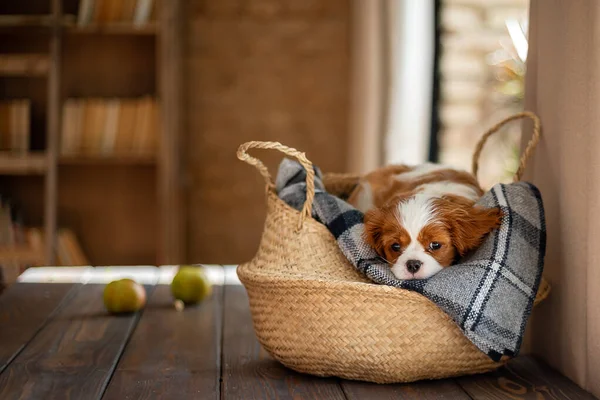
<box><xmin>276</xmin><ymin>159</ymin><xmax>546</xmax><ymax>361</ymax></box>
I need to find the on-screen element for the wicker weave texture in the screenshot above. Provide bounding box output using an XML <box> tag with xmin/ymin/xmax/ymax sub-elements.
<box><xmin>236</xmin><ymin>126</ymin><xmax>548</xmax><ymax>383</ymax></box>
<box><xmin>238</xmin><ymin>191</ymin><xmax>504</xmax><ymax>383</ymax></box>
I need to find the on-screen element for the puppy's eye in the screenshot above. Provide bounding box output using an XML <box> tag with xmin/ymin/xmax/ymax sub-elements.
<box><xmin>390</xmin><ymin>243</ymin><xmax>401</xmax><ymax>252</ymax></box>
<box><xmin>429</xmin><ymin>242</ymin><xmax>442</xmax><ymax>251</ymax></box>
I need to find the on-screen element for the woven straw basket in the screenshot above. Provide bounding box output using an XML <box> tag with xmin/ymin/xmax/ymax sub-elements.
<box><xmin>236</xmin><ymin>112</ymin><xmax>550</xmax><ymax>384</ymax></box>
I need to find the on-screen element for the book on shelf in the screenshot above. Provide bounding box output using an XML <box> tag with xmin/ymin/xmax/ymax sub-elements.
<box><xmin>0</xmin><ymin>100</ymin><xmax>31</xmax><ymax>154</ymax></box>
<box><xmin>82</xmin><ymin>99</ymin><xmax>107</xmax><ymax>155</ymax></box>
<box><xmin>0</xmin><ymin>223</ymin><xmax>90</xmax><ymax>287</ymax></box>
<box><xmin>77</xmin><ymin>0</ymin><xmax>95</xmax><ymax>26</ymax></box>
<box><xmin>76</xmin><ymin>0</ymin><xmax>156</xmax><ymax>27</ymax></box>
<box><xmin>0</xmin><ymin>200</ymin><xmax>17</xmax><ymax>251</ymax></box>
<box><xmin>115</xmin><ymin>99</ymin><xmax>137</xmax><ymax>154</ymax></box>
<box><xmin>101</xmin><ymin>99</ymin><xmax>120</xmax><ymax>154</ymax></box>
<box><xmin>61</xmin><ymin>99</ymin><xmax>83</xmax><ymax>155</ymax></box>
<box><xmin>55</xmin><ymin>229</ymin><xmax>90</xmax><ymax>267</ymax></box>
<box><xmin>132</xmin><ymin>96</ymin><xmax>154</xmax><ymax>154</ymax></box>
<box><xmin>133</xmin><ymin>0</ymin><xmax>154</xmax><ymax>26</ymax></box>
<box><xmin>25</xmin><ymin>227</ymin><xmax>90</xmax><ymax>267</ymax></box>
<box><xmin>60</xmin><ymin>97</ymin><xmax>159</xmax><ymax>158</ymax></box>
<box><xmin>0</xmin><ymin>199</ymin><xmax>29</xmax><ymax>285</ymax></box>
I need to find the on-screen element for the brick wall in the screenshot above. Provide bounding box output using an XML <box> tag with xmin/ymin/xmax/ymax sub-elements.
<box><xmin>439</xmin><ymin>0</ymin><xmax>529</xmax><ymax>188</ymax></box>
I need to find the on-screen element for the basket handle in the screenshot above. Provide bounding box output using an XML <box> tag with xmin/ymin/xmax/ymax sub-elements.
<box><xmin>472</xmin><ymin>111</ymin><xmax>541</xmax><ymax>182</ymax></box>
<box><xmin>237</xmin><ymin>141</ymin><xmax>315</xmax><ymax>230</ymax></box>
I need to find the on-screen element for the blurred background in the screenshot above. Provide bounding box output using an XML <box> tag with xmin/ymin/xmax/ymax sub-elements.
<box><xmin>0</xmin><ymin>0</ymin><xmax>529</xmax><ymax>284</ymax></box>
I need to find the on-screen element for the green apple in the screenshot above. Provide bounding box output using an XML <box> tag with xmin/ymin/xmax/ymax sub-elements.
<box><xmin>103</xmin><ymin>278</ymin><xmax>147</xmax><ymax>314</ymax></box>
<box><xmin>171</xmin><ymin>266</ymin><xmax>212</xmax><ymax>304</ymax></box>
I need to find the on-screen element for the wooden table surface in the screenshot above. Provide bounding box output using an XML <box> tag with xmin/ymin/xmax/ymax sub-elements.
<box><xmin>0</xmin><ymin>265</ymin><xmax>595</xmax><ymax>400</ymax></box>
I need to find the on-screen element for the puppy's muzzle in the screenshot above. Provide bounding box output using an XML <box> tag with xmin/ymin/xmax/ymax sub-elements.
<box><xmin>406</xmin><ymin>259</ymin><xmax>422</xmax><ymax>273</ymax></box>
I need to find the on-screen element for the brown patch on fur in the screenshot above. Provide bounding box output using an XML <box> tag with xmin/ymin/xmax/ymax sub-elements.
<box><xmin>412</xmin><ymin>170</ymin><xmax>484</xmax><ymax>196</ymax></box>
<box><xmin>417</xmin><ymin>224</ymin><xmax>455</xmax><ymax>267</ymax></box>
<box><xmin>363</xmin><ymin>206</ymin><xmax>411</xmax><ymax>264</ymax></box>
<box><xmin>348</xmin><ymin>165</ymin><xmax>484</xmax><ymax>211</ymax></box>
<box><xmin>347</xmin><ymin>165</ymin><xmax>413</xmax><ymax>209</ymax></box>
<box><xmin>433</xmin><ymin>196</ymin><xmax>503</xmax><ymax>257</ymax></box>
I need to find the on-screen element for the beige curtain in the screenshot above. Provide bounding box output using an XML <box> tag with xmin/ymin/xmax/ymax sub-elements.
<box><xmin>347</xmin><ymin>0</ymin><xmax>387</xmax><ymax>174</ymax></box>
<box><xmin>524</xmin><ymin>0</ymin><xmax>600</xmax><ymax>396</ymax></box>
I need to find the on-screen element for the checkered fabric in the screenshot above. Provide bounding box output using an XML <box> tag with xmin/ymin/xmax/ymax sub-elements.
<box><xmin>277</xmin><ymin>158</ymin><xmax>546</xmax><ymax>361</ymax></box>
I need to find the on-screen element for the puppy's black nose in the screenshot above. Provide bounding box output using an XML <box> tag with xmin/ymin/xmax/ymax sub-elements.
<box><xmin>406</xmin><ymin>260</ymin><xmax>422</xmax><ymax>273</ymax></box>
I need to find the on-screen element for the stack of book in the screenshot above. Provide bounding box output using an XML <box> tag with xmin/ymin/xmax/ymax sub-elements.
<box><xmin>0</xmin><ymin>199</ymin><xmax>25</xmax><ymax>255</ymax></box>
<box><xmin>61</xmin><ymin>97</ymin><xmax>159</xmax><ymax>157</ymax></box>
<box><xmin>56</xmin><ymin>229</ymin><xmax>90</xmax><ymax>266</ymax></box>
<box><xmin>0</xmin><ymin>100</ymin><xmax>31</xmax><ymax>153</ymax></box>
<box><xmin>0</xmin><ymin>199</ymin><xmax>26</xmax><ymax>286</ymax></box>
<box><xmin>0</xmin><ymin>212</ymin><xmax>90</xmax><ymax>287</ymax></box>
<box><xmin>27</xmin><ymin>228</ymin><xmax>90</xmax><ymax>267</ymax></box>
<box><xmin>77</xmin><ymin>0</ymin><xmax>156</xmax><ymax>26</ymax></box>
<box><xmin>1</xmin><ymin>226</ymin><xmax>90</xmax><ymax>287</ymax></box>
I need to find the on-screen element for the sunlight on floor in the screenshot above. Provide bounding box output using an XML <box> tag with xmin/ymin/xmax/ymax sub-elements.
<box><xmin>16</xmin><ymin>265</ymin><xmax>241</xmax><ymax>285</ymax></box>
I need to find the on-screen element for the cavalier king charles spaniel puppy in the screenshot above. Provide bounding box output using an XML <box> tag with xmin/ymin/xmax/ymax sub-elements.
<box><xmin>348</xmin><ymin>163</ymin><xmax>503</xmax><ymax>280</ymax></box>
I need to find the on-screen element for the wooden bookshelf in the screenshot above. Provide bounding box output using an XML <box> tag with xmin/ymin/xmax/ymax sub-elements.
<box><xmin>0</xmin><ymin>153</ymin><xmax>47</xmax><ymax>174</ymax></box>
<box><xmin>0</xmin><ymin>15</ymin><xmax>54</xmax><ymax>28</ymax></box>
<box><xmin>59</xmin><ymin>155</ymin><xmax>156</xmax><ymax>165</ymax></box>
<box><xmin>0</xmin><ymin>0</ymin><xmax>184</xmax><ymax>267</ymax></box>
<box><xmin>63</xmin><ymin>21</ymin><xmax>158</xmax><ymax>35</ymax></box>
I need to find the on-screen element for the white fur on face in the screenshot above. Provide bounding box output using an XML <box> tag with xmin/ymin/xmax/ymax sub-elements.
<box><xmin>391</xmin><ymin>194</ymin><xmax>444</xmax><ymax>280</ymax></box>
<box><xmin>396</xmin><ymin>194</ymin><xmax>435</xmax><ymax>241</ymax></box>
<box><xmin>392</xmin><ymin>250</ymin><xmax>443</xmax><ymax>280</ymax></box>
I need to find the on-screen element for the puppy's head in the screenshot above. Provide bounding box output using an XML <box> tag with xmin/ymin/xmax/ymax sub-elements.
<box><xmin>364</xmin><ymin>194</ymin><xmax>502</xmax><ymax>280</ymax></box>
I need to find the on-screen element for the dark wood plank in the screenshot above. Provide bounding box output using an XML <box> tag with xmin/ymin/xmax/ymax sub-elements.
<box><xmin>221</xmin><ymin>269</ymin><xmax>347</xmax><ymax>400</ymax></box>
<box><xmin>341</xmin><ymin>379</ymin><xmax>472</xmax><ymax>400</ymax></box>
<box><xmin>0</xmin><ymin>283</ymin><xmax>148</xmax><ymax>400</ymax></box>
<box><xmin>102</xmin><ymin>270</ymin><xmax>224</xmax><ymax>399</ymax></box>
<box><xmin>0</xmin><ymin>282</ymin><xmax>76</xmax><ymax>372</ymax></box>
<box><xmin>457</xmin><ymin>356</ymin><xmax>596</xmax><ymax>400</ymax></box>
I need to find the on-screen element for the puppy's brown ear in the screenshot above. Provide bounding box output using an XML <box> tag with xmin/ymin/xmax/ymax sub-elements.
<box><xmin>450</xmin><ymin>205</ymin><xmax>503</xmax><ymax>256</ymax></box>
<box><xmin>363</xmin><ymin>208</ymin><xmax>386</xmax><ymax>256</ymax></box>
<box><xmin>347</xmin><ymin>182</ymin><xmax>368</xmax><ymax>210</ymax></box>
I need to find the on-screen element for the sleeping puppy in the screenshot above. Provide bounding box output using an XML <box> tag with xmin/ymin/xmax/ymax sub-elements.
<box><xmin>348</xmin><ymin>163</ymin><xmax>503</xmax><ymax>280</ymax></box>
